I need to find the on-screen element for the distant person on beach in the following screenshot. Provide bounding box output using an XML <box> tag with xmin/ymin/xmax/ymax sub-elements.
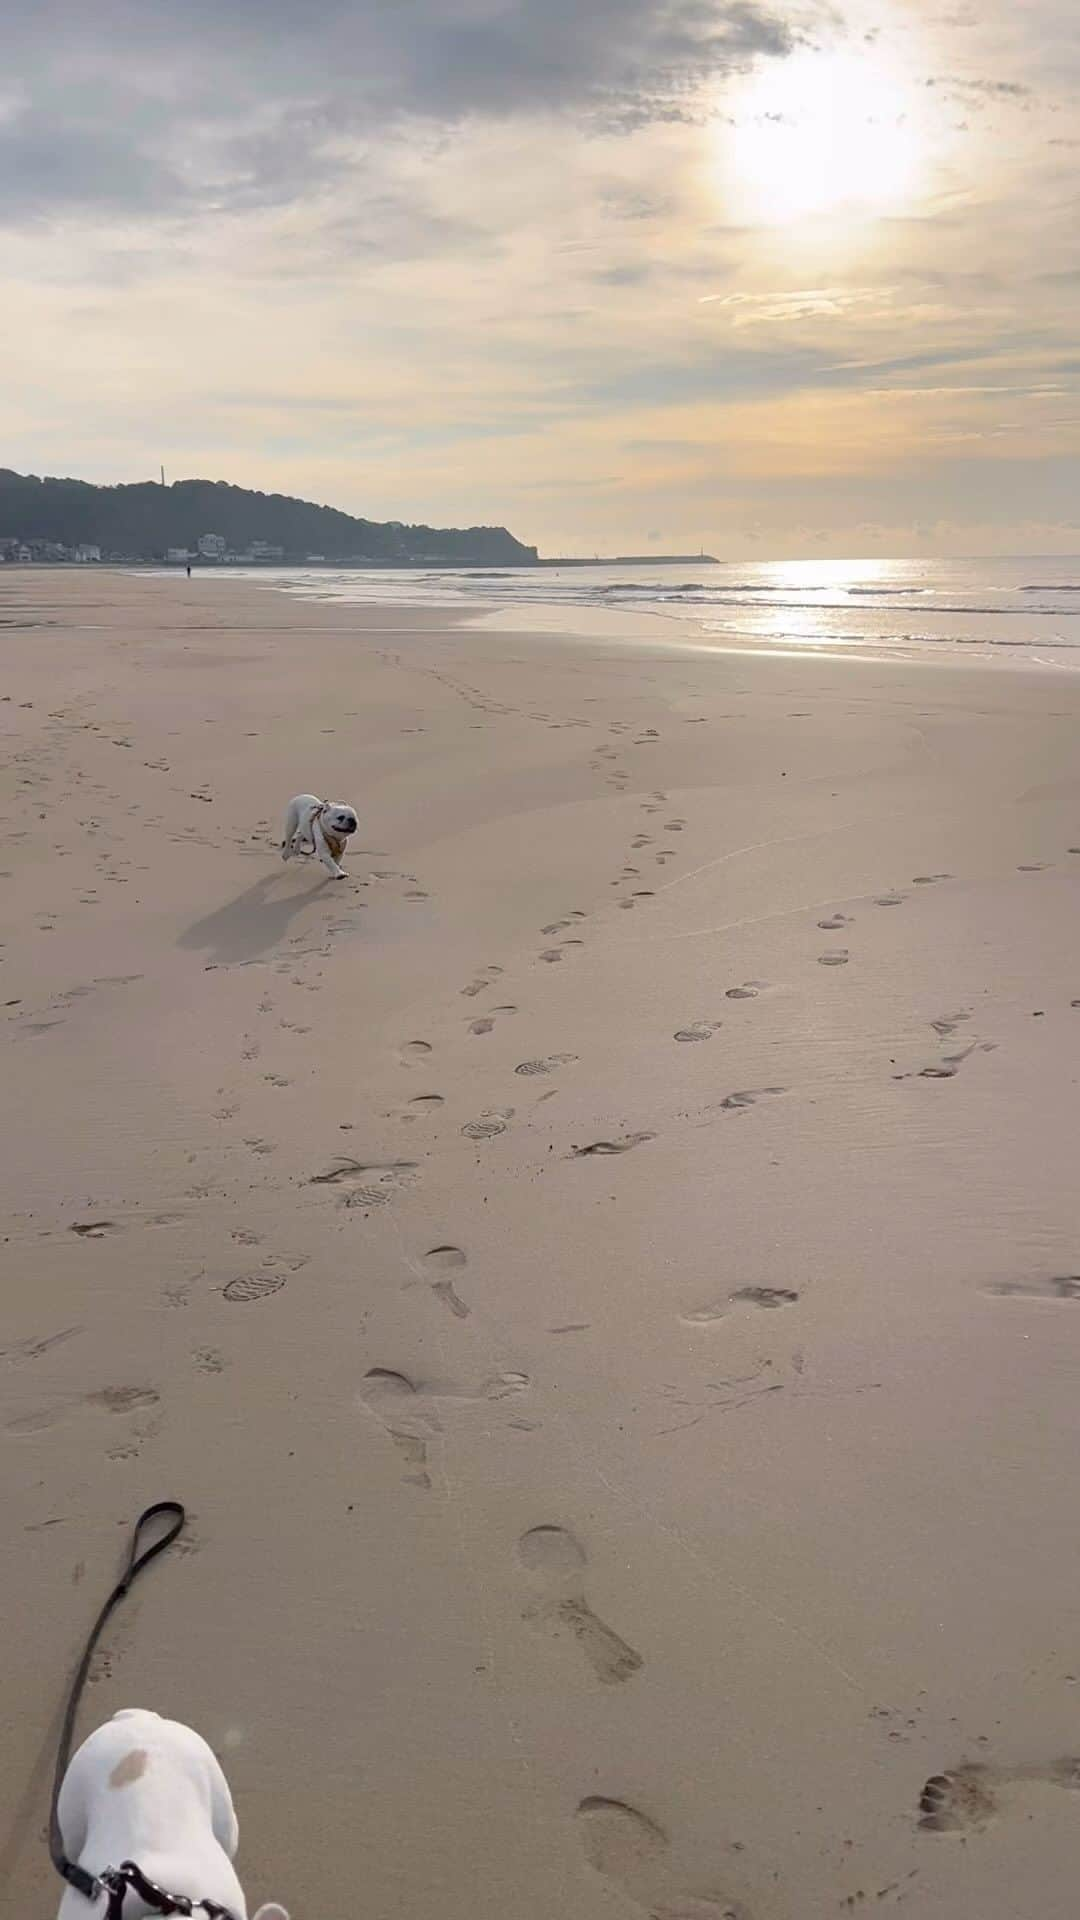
<box><xmin>186</xmin><ymin>563</ymin><xmax>191</xmax><ymax>577</ymax></box>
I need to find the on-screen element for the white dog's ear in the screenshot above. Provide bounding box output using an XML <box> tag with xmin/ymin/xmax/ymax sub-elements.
<box><xmin>252</xmin><ymin>1905</ymin><xmax>290</xmax><ymax>1920</ymax></box>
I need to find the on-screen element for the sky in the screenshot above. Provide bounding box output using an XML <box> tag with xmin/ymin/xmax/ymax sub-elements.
<box><xmin>2</xmin><ymin>0</ymin><xmax>1078</xmax><ymax>557</ymax></box>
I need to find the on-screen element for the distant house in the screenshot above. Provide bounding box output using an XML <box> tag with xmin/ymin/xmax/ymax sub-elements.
<box><xmin>198</xmin><ymin>532</ymin><xmax>226</xmax><ymax>559</ymax></box>
<box><xmin>166</xmin><ymin>547</ymin><xmax>191</xmax><ymax>563</ymax></box>
<box><xmin>74</xmin><ymin>543</ymin><xmax>101</xmax><ymax>562</ymax></box>
<box><xmin>249</xmin><ymin>540</ymin><xmax>284</xmax><ymax>561</ymax></box>
<box><xmin>16</xmin><ymin>544</ymin><xmax>32</xmax><ymax>563</ymax></box>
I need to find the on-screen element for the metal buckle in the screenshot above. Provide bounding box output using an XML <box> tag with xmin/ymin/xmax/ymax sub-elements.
<box><xmin>98</xmin><ymin>1858</ymin><xmax>238</xmax><ymax>1920</ymax></box>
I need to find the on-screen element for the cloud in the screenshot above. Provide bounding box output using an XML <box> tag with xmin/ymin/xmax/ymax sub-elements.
<box><xmin>925</xmin><ymin>75</ymin><xmax>1031</xmax><ymax>101</ymax></box>
<box><xmin>0</xmin><ymin>0</ymin><xmax>793</xmax><ymax>223</ymax></box>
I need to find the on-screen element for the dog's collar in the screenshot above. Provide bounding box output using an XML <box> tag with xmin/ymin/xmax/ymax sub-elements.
<box><xmin>94</xmin><ymin>1859</ymin><xmax>239</xmax><ymax>1920</ymax></box>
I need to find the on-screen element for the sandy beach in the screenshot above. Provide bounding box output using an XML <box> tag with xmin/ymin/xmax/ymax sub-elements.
<box><xmin>4</xmin><ymin>566</ymin><xmax>1080</xmax><ymax>1920</ymax></box>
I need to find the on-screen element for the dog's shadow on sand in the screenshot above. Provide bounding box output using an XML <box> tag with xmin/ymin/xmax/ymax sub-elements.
<box><xmin>179</xmin><ymin>869</ymin><xmax>349</xmax><ymax>967</ymax></box>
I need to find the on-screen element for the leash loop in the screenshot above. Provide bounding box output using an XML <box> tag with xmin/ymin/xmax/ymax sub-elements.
<box><xmin>48</xmin><ymin>1502</ymin><xmax>187</xmax><ymax>1905</ymax></box>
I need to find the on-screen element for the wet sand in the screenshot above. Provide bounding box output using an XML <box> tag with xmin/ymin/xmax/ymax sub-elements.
<box><xmin>3</xmin><ymin>568</ymin><xmax>1080</xmax><ymax>1920</ymax></box>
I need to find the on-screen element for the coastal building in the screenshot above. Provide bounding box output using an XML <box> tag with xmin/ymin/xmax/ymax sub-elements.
<box><xmin>166</xmin><ymin>547</ymin><xmax>191</xmax><ymax>563</ymax></box>
<box><xmin>74</xmin><ymin>543</ymin><xmax>101</xmax><ymax>562</ymax></box>
<box><xmin>197</xmin><ymin>532</ymin><xmax>226</xmax><ymax>559</ymax></box>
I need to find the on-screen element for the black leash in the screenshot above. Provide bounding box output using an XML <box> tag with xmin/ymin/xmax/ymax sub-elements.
<box><xmin>48</xmin><ymin>1501</ymin><xmax>187</xmax><ymax>1906</ymax></box>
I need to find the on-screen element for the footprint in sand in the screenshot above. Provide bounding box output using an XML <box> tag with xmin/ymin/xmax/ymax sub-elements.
<box><xmin>469</xmin><ymin>1005</ymin><xmax>517</xmax><ymax>1036</ymax></box>
<box><xmin>515</xmin><ymin>1054</ymin><xmax>578</xmax><ymax>1076</ymax></box>
<box><xmin>913</xmin><ymin>873</ymin><xmax>952</xmax><ymax>885</ymax></box>
<box><xmin>518</xmin><ymin>1526</ymin><xmax>643</xmax><ymax>1684</ymax></box>
<box><xmin>725</xmin><ymin>982</ymin><xmax>763</xmax><ymax>1000</ymax></box>
<box><xmin>462</xmin><ymin>1108</ymin><xmax>514</xmax><ymax>1140</ymax></box>
<box><xmin>874</xmin><ymin>893</ymin><xmax>905</xmax><ymax>907</ymax></box>
<box><xmin>818</xmin><ymin>950</ymin><xmax>849</xmax><ymax>966</ymax></box>
<box><xmin>718</xmin><ymin>1088</ymin><xmax>785</xmax><ymax>1113</ymax></box>
<box><xmin>930</xmin><ymin>1011</ymin><xmax>970</xmax><ymax>1038</ymax></box>
<box><xmin>359</xmin><ymin>1365</ymin><xmax>531</xmax><ymax>1486</ymax></box>
<box><xmin>674</xmin><ymin>1023</ymin><xmax>716</xmax><ymax>1043</ymax></box>
<box><xmin>914</xmin><ymin>1042</ymin><xmax>977</xmax><ymax>1080</ymax></box>
<box><xmin>358</xmin><ymin>1368</ymin><xmax>435</xmax><ymax>1488</ymax></box>
<box><xmin>70</xmin><ymin>1220</ymin><xmax>118</xmax><ymax>1239</ymax></box>
<box><xmin>461</xmin><ymin>963</ymin><xmax>505</xmax><ymax>996</ymax></box>
<box><xmin>682</xmin><ymin>1287</ymin><xmax>798</xmax><ymax>1324</ymax></box>
<box><xmin>576</xmin><ymin>1798</ymin><xmax>747</xmax><ymax>1919</ymax></box>
<box><xmin>222</xmin><ymin>1273</ymin><xmax>288</xmax><ymax>1304</ymax></box>
<box><xmin>0</xmin><ymin>1326</ymin><xmax>82</xmax><ymax>1366</ymax></box>
<box><xmin>397</xmin><ymin>1094</ymin><xmax>445</xmax><ymax>1123</ymax></box>
<box><xmin>422</xmin><ymin>1246</ymin><xmax>471</xmax><ymax>1318</ymax></box>
<box><xmin>91</xmin><ymin>1386</ymin><xmax>158</xmax><ymax>1414</ymax></box>
<box><xmin>732</xmin><ymin>1286</ymin><xmax>798</xmax><ymax>1308</ymax></box>
<box><xmin>982</xmin><ymin>1275</ymin><xmax>1080</xmax><ymax>1302</ymax></box>
<box><xmin>399</xmin><ymin>1040</ymin><xmax>433</xmax><ymax>1066</ymax></box>
<box><xmin>817</xmin><ymin>914</ymin><xmax>851</xmax><ymax>931</ymax></box>
<box><xmin>918</xmin><ymin>1767</ymin><xmax>997</xmax><ymax>1834</ymax></box>
<box><xmin>918</xmin><ymin>1757</ymin><xmax>1080</xmax><ymax>1834</ymax></box>
<box><xmin>7</xmin><ymin>1385</ymin><xmax>159</xmax><ymax>1437</ymax></box>
<box><xmin>308</xmin><ymin>1157</ymin><xmax>418</xmax><ymax>1207</ymax></box>
<box><xmin>572</xmin><ymin>1132</ymin><xmax>655</xmax><ymax>1157</ymax></box>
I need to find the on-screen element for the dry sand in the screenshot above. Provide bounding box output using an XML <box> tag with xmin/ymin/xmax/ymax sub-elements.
<box><xmin>3</xmin><ymin>567</ymin><xmax>1080</xmax><ymax>1919</ymax></box>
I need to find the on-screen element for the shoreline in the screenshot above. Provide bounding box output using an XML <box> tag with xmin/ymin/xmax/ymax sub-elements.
<box><xmin>4</xmin><ymin>568</ymin><xmax>1080</xmax><ymax>1920</ymax></box>
<box><xmin>8</xmin><ymin>559</ymin><xmax>1080</xmax><ymax>672</ymax></box>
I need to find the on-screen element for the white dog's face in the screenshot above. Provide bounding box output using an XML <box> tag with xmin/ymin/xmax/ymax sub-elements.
<box><xmin>324</xmin><ymin>804</ymin><xmax>358</xmax><ymax>837</ymax></box>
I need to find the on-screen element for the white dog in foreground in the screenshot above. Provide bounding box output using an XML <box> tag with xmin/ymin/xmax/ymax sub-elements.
<box><xmin>281</xmin><ymin>793</ymin><xmax>358</xmax><ymax>879</ymax></box>
<box><xmin>55</xmin><ymin>1708</ymin><xmax>287</xmax><ymax>1920</ymax></box>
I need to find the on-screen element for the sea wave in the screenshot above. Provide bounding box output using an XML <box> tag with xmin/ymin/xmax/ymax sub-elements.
<box><xmin>640</xmin><ymin>593</ymin><xmax>1080</xmax><ymax>616</ymax></box>
<box><xmin>700</xmin><ymin>622</ymin><xmax>1080</xmax><ymax>649</ymax></box>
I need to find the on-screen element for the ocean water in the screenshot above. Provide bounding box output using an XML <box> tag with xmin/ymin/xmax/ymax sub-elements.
<box><xmin>235</xmin><ymin>555</ymin><xmax>1080</xmax><ymax>665</ymax></box>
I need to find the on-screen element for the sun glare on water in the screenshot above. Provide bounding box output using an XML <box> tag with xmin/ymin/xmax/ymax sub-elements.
<box><xmin>722</xmin><ymin>48</ymin><xmax>924</xmax><ymax>225</ymax></box>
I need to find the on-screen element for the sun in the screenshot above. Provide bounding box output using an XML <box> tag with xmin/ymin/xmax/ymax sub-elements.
<box><xmin>721</xmin><ymin>47</ymin><xmax>924</xmax><ymax>225</ymax></box>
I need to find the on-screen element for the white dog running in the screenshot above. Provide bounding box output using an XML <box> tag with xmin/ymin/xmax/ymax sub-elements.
<box><xmin>281</xmin><ymin>793</ymin><xmax>358</xmax><ymax>879</ymax></box>
<box><xmin>55</xmin><ymin>1709</ymin><xmax>287</xmax><ymax>1920</ymax></box>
